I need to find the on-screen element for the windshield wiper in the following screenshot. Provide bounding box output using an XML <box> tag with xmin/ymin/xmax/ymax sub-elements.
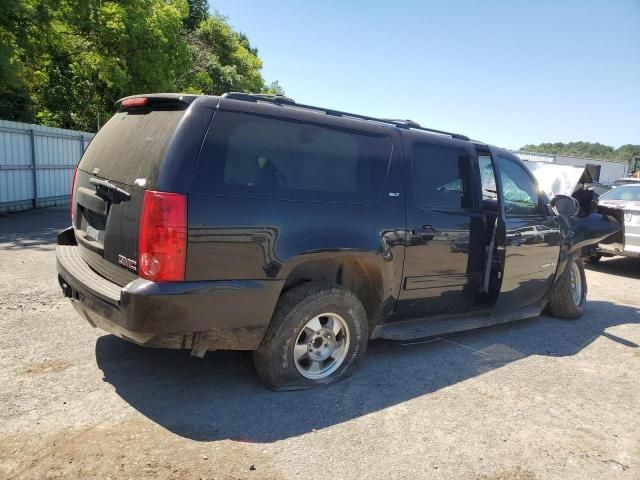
<box><xmin>89</xmin><ymin>177</ymin><xmax>131</xmax><ymax>204</ymax></box>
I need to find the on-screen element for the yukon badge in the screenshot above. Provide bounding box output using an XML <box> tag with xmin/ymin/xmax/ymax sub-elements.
<box><xmin>118</xmin><ymin>254</ymin><xmax>137</xmax><ymax>272</ymax></box>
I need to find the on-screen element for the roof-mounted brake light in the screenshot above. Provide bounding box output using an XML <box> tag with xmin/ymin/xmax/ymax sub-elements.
<box><xmin>121</xmin><ymin>97</ymin><xmax>149</xmax><ymax>109</ymax></box>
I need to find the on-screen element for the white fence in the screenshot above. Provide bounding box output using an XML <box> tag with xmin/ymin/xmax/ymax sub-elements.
<box><xmin>0</xmin><ymin>120</ymin><xmax>94</xmax><ymax>213</ymax></box>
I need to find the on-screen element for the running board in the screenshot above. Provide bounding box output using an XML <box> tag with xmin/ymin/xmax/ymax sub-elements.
<box><xmin>373</xmin><ymin>306</ymin><xmax>542</xmax><ymax>341</ymax></box>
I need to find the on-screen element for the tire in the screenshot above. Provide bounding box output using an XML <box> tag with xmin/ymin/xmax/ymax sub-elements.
<box><xmin>587</xmin><ymin>254</ymin><xmax>602</xmax><ymax>264</ymax></box>
<box><xmin>546</xmin><ymin>255</ymin><xmax>587</xmax><ymax>319</ymax></box>
<box><xmin>253</xmin><ymin>283</ymin><xmax>368</xmax><ymax>391</ymax></box>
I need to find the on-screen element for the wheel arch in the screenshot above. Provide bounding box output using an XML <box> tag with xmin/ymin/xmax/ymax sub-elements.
<box><xmin>280</xmin><ymin>256</ymin><xmax>388</xmax><ymax>335</ymax></box>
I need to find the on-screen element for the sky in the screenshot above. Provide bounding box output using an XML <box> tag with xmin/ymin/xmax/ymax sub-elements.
<box><xmin>210</xmin><ymin>0</ymin><xmax>640</xmax><ymax>150</ymax></box>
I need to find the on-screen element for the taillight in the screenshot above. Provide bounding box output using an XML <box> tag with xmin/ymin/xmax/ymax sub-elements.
<box><xmin>138</xmin><ymin>190</ymin><xmax>187</xmax><ymax>282</ymax></box>
<box><xmin>70</xmin><ymin>168</ymin><xmax>78</xmax><ymax>225</ymax></box>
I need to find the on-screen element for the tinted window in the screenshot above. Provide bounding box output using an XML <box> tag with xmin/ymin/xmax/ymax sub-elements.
<box><xmin>411</xmin><ymin>143</ymin><xmax>473</xmax><ymax>209</ymax></box>
<box><xmin>79</xmin><ymin>109</ymin><xmax>186</xmax><ymax>186</ymax></box>
<box><xmin>496</xmin><ymin>155</ymin><xmax>539</xmax><ymax>216</ymax></box>
<box><xmin>191</xmin><ymin>112</ymin><xmax>392</xmax><ymax>203</ymax></box>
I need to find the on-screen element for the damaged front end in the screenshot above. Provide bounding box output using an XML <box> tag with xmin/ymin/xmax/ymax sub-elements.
<box><xmin>526</xmin><ymin>161</ymin><xmax>623</xmax><ymax>259</ymax></box>
<box><xmin>564</xmin><ymin>211</ymin><xmax>622</xmax><ymax>255</ymax></box>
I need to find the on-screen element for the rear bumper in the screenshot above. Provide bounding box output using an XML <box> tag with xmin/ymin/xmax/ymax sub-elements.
<box><xmin>56</xmin><ymin>229</ymin><xmax>284</xmax><ymax>350</ymax></box>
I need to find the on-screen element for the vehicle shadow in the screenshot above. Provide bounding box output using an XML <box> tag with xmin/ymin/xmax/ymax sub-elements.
<box><xmin>0</xmin><ymin>206</ymin><xmax>67</xmax><ymax>251</ymax></box>
<box><xmin>96</xmin><ymin>300</ymin><xmax>639</xmax><ymax>443</ymax></box>
<box><xmin>585</xmin><ymin>256</ymin><xmax>640</xmax><ymax>280</ymax></box>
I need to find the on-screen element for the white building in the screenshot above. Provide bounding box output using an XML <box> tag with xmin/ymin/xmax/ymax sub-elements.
<box><xmin>512</xmin><ymin>151</ymin><xmax>628</xmax><ymax>183</ymax></box>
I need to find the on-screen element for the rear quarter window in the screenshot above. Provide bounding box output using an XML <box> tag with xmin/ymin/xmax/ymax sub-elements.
<box><xmin>190</xmin><ymin>112</ymin><xmax>393</xmax><ymax>203</ymax></box>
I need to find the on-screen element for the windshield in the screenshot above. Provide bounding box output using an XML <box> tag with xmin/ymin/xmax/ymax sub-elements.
<box><xmin>600</xmin><ymin>185</ymin><xmax>640</xmax><ymax>201</ymax></box>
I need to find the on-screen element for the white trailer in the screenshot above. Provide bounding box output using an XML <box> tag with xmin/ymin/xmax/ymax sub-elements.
<box><xmin>512</xmin><ymin>151</ymin><xmax>628</xmax><ymax>183</ymax></box>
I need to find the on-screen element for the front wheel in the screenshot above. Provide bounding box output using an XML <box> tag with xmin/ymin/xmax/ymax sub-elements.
<box><xmin>546</xmin><ymin>256</ymin><xmax>587</xmax><ymax>319</ymax></box>
<box><xmin>253</xmin><ymin>283</ymin><xmax>368</xmax><ymax>391</ymax></box>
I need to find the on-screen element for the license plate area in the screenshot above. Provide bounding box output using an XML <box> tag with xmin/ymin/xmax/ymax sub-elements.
<box><xmin>80</xmin><ymin>207</ymin><xmax>107</xmax><ymax>244</ymax></box>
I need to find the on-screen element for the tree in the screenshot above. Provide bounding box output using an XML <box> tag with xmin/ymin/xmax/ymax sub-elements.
<box><xmin>178</xmin><ymin>14</ymin><xmax>266</xmax><ymax>95</ymax></box>
<box><xmin>520</xmin><ymin>142</ymin><xmax>639</xmax><ymax>164</ymax></box>
<box><xmin>615</xmin><ymin>144</ymin><xmax>640</xmax><ymax>163</ymax></box>
<box><xmin>263</xmin><ymin>80</ymin><xmax>285</xmax><ymax>96</ymax></box>
<box><xmin>184</xmin><ymin>0</ymin><xmax>209</xmax><ymax>32</ymax></box>
<box><xmin>0</xmin><ymin>0</ymin><xmax>59</xmax><ymax>122</ymax></box>
<box><xmin>0</xmin><ymin>1</ymin><xmax>282</xmax><ymax>131</ymax></box>
<box><xmin>36</xmin><ymin>0</ymin><xmax>193</xmax><ymax>131</ymax></box>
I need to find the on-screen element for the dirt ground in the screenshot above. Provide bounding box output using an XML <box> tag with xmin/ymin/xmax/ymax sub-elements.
<box><xmin>0</xmin><ymin>206</ymin><xmax>638</xmax><ymax>480</ymax></box>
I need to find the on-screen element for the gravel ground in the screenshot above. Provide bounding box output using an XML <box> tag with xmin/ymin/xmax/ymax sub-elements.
<box><xmin>0</xmin><ymin>206</ymin><xmax>638</xmax><ymax>480</ymax></box>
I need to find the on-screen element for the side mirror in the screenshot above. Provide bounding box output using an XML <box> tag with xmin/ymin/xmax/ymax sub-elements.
<box><xmin>550</xmin><ymin>195</ymin><xmax>579</xmax><ymax>216</ymax></box>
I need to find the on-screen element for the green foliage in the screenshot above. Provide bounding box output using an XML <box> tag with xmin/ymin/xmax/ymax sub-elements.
<box><xmin>184</xmin><ymin>0</ymin><xmax>209</xmax><ymax>31</ymax></box>
<box><xmin>0</xmin><ymin>1</ymin><xmax>281</xmax><ymax>131</ymax></box>
<box><xmin>615</xmin><ymin>144</ymin><xmax>640</xmax><ymax>165</ymax></box>
<box><xmin>177</xmin><ymin>14</ymin><xmax>265</xmax><ymax>95</ymax></box>
<box><xmin>0</xmin><ymin>0</ymin><xmax>59</xmax><ymax>118</ymax></box>
<box><xmin>521</xmin><ymin>142</ymin><xmax>640</xmax><ymax>164</ymax></box>
<box><xmin>263</xmin><ymin>80</ymin><xmax>285</xmax><ymax>96</ymax></box>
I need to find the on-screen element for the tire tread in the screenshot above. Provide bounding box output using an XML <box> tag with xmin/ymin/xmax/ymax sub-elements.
<box><xmin>547</xmin><ymin>256</ymin><xmax>586</xmax><ymax>319</ymax></box>
<box><xmin>253</xmin><ymin>282</ymin><xmax>368</xmax><ymax>390</ymax></box>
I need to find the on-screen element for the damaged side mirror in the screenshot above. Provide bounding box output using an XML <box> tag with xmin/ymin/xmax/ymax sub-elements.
<box><xmin>550</xmin><ymin>195</ymin><xmax>579</xmax><ymax>217</ymax></box>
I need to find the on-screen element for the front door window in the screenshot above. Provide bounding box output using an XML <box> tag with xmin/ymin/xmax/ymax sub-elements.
<box><xmin>495</xmin><ymin>156</ymin><xmax>539</xmax><ymax>216</ymax></box>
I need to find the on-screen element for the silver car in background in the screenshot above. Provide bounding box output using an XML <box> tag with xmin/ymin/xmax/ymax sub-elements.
<box><xmin>588</xmin><ymin>184</ymin><xmax>640</xmax><ymax>262</ymax></box>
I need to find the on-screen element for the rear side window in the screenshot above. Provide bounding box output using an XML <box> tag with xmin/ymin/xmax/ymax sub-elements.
<box><xmin>411</xmin><ymin>143</ymin><xmax>474</xmax><ymax>209</ymax></box>
<box><xmin>79</xmin><ymin>109</ymin><xmax>186</xmax><ymax>186</ymax></box>
<box><xmin>190</xmin><ymin>112</ymin><xmax>392</xmax><ymax>203</ymax></box>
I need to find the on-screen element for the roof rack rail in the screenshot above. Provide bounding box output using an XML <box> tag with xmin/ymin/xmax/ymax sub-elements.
<box><xmin>221</xmin><ymin>92</ymin><xmax>470</xmax><ymax>141</ymax></box>
<box><xmin>379</xmin><ymin>119</ymin><xmax>422</xmax><ymax>129</ymax></box>
<box><xmin>223</xmin><ymin>92</ymin><xmax>297</xmax><ymax>105</ymax></box>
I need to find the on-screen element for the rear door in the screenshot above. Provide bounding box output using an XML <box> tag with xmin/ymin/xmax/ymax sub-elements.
<box><xmin>72</xmin><ymin>170</ymin><xmax>144</xmax><ymax>286</ymax></box>
<box><xmin>396</xmin><ymin>138</ymin><xmax>487</xmax><ymax>318</ymax></box>
<box><xmin>491</xmin><ymin>152</ymin><xmax>562</xmax><ymax>313</ymax></box>
<box><xmin>72</xmin><ymin>96</ymin><xmax>212</xmax><ymax>285</ymax></box>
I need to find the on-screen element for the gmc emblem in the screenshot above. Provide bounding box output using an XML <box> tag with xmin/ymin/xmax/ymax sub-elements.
<box><xmin>118</xmin><ymin>254</ymin><xmax>137</xmax><ymax>272</ymax></box>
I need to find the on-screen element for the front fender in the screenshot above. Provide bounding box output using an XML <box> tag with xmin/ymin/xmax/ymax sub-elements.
<box><xmin>564</xmin><ymin>213</ymin><xmax>621</xmax><ymax>254</ymax></box>
<box><xmin>549</xmin><ymin>212</ymin><xmax>621</xmax><ymax>287</ymax></box>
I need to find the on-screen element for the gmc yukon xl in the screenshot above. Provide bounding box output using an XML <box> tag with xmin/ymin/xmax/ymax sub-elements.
<box><xmin>56</xmin><ymin>93</ymin><xmax>620</xmax><ymax>390</ymax></box>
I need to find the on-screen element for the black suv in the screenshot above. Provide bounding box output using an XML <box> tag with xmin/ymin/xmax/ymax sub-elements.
<box><xmin>56</xmin><ymin>93</ymin><xmax>619</xmax><ymax>390</ymax></box>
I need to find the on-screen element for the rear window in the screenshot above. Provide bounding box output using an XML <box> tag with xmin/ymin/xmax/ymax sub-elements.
<box><xmin>190</xmin><ymin>112</ymin><xmax>392</xmax><ymax>203</ymax></box>
<box><xmin>78</xmin><ymin>109</ymin><xmax>186</xmax><ymax>186</ymax></box>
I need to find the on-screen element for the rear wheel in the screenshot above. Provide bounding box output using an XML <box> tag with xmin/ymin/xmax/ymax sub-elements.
<box><xmin>546</xmin><ymin>256</ymin><xmax>587</xmax><ymax>319</ymax></box>
<box><xmin>253</xmin><ymin>283</ymin><xmax>368</xmax><ymax>390</ymax></box>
